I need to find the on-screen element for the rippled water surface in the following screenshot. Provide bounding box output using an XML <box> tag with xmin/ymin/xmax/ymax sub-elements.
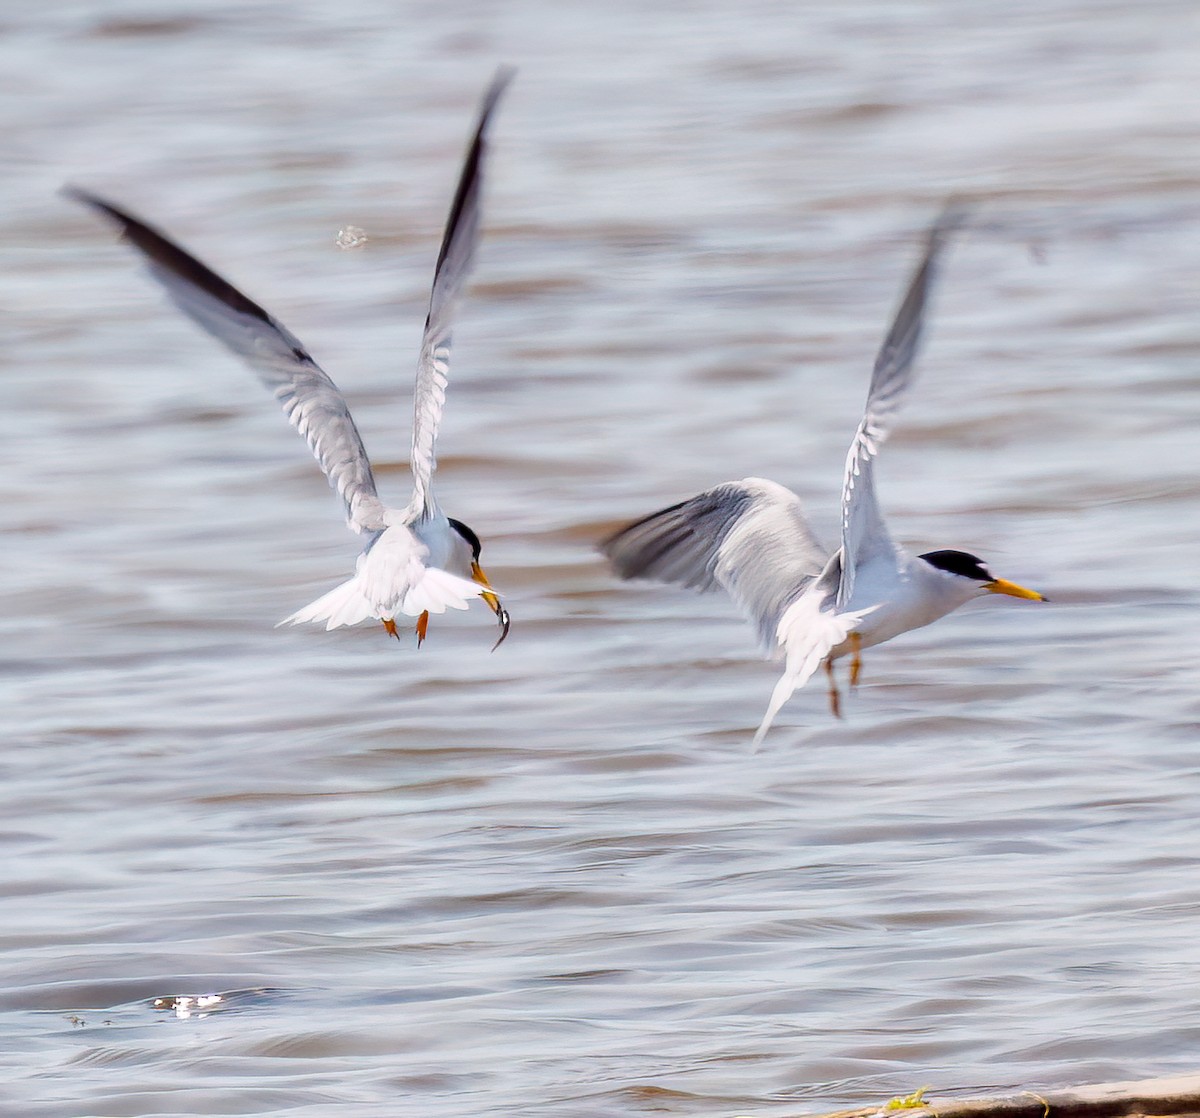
<box><xmin>4</xmin><ymin>2</ymin><xmax>1200</xmax><ymax>1115</ymax></box>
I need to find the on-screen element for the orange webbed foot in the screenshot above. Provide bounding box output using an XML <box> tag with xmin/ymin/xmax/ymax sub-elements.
<box><xmin>849</xmin><ymin>632</ymin><xmax>863</xmax><ymax>689</ymax></box>
<box><xmin>825</xmin><ymin>657</ymin><xmax>843</xmax><ymax>720</ymax></box>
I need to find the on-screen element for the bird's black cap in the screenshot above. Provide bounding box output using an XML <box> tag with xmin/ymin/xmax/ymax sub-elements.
<box><xmin>919</xmin><ymin>549</ymin><xmax>992</xmax><ymax>581</ymax></box>
<box><xmin>448</xmin><ymin>518</ymin><xmax>482</xmax><ymax>561</ymax></box>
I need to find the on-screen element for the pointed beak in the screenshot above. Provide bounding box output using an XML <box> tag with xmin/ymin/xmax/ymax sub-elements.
<box><xmin>471</xmin><ymin>560</ymin><xmax>511</xmax><ymax>650</ymax></box>
<box><xmin>985</xmin><ymin>578</ymin><xmax>1046</xmax><ymax>602</ymax></box>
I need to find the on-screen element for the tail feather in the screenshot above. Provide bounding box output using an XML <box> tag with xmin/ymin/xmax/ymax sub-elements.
<box><xmin>399</xmin><ymin>567</ymin><xmax>484</xmax><ymax>616</ymax></box>
<box><xmin>279</xmin><ymin>576</ymin><xmax>376</xmax><ymax>631</ymax></box>
<box><xmin>751</xmin><ymin>613</ymin><xmax>850</xmax><ymax>748</ymax></box>
<box><xmin>279</xmin><ymin>566</ymin><xmax>488</xmax><ymax>631</ymax></box>
<box><xmin>752</xmin><ymin>670</ymin><xmax>801</xmax><ymax>751</ymax></box>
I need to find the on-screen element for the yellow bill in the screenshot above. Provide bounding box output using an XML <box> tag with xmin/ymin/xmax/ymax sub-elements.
<box><xmin>985</xmin><ymin>578</ymin><xmax>1045</xmax><ymax>601</ymax></box>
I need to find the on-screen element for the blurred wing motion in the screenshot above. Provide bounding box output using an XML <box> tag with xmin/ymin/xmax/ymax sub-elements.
<box><xmin>407</xmin><ymin>67</ymin><xmax>515</xmax><ymax>521</ymax></box>
<box><xmin>63</xmin><ymin>185</ymin><xmax>388</xmax><ymax>534</ymax></box>
<box><xmin>836</xmin><ymin>205</ymin><xmax>964</xmax><ymax>606</ymax></box>
<box><xmin>602</xmin><ymin>477</ymin><xmax>827</xmax><ymax>650</ymax></box>
<box><xmin>602</xmin><ymin>207</ymin><xmax>990</xmax><ymax>741</ymax></box>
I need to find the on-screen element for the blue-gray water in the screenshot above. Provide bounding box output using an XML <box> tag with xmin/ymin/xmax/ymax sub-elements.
<box><xmin>4</xmin><ymin>2</ymin><xmax>1200</xmax><ymax>1115</ymax></box>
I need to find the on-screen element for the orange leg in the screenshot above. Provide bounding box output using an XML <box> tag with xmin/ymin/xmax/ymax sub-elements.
<box><xmin>382</xmin><ymin>618</ymin><xmax>400</xmax><ymax>640</ymax></box>
<box><xmin>415</xmin><ymin>610</ymin><xmax>429</xmax><ymax>647</ymax></box>
<box><xmin>849</xmin><ymin>632</ymin><xmax>863</xmax><ymax>688</ymax></box>
<box><xmin>825</xmin><ymin>657</ymin><xmax>842</xmax><ymax>720</ymax></box>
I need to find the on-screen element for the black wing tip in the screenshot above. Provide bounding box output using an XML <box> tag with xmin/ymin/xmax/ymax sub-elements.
<box><xmin>598</xmin><ymin>482</ymin><xmax>758</xmax><ymax>559</ymax></box>
<box><xmin>63</xmin><ymin>184</ymin><xmax>193</xmax><ymax>252</ymax></box>
<box><xmin>484</xmin><ymin>65</ymin><xmax>518</xmax><ymax>109</ymax></box>
<box><xmin>429</xmin><ymin>67</ymin><xmax>517</xmax><ymax>283</ymax></box>
<box><xmin>929</xmin><ymin>198</ymin><xmax>973</xmax><ymax>246</ymax></box>
<box><xmin>62</xmin><ymin>183</ymin><xmax>131</xmax><ymax>226</ymax></box>
<box><xmin>597</xmin><ymin>497</ymin><xmax>692</xmax><ymax>556</ymax></box>
<box><xmin>469</xmin><ymin>66</ymin><xmax>517</xmax><ymax>151</ymax></box>
<box><xmin>61</xmin><ymin>182</ymin><xmax>93</xmax><ymax>205</ymax></box>
<box><xmin>63</xmin><ymin>182</ymin><xmax>284</xmax><ymax>332</ymax></box>
<box><xmin>62</xmin><ymin>182</ymin><xmax>167</xmax><ymax>246</ymax></box>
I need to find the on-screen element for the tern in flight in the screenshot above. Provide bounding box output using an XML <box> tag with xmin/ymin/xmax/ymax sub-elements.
<box><xmin>603</xmin><ymin>208</ymin><xmax>1044</xmax><ymax>743</ymax></box>
<box><xmin>67</xmin><ymin>70</ymin><xmax>515</xmax><ymax>649</ymax></box>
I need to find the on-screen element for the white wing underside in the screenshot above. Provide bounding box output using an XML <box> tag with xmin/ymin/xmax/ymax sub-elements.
<box><xmin>407</xmin><ymin>68</ymin><xmax>514</xmax><ymax>522</ymax></box>
<box><xmin>63</xmin><ymin>186</ymin><xmax>389</xmax><ymax>534</ymax></box>
<box><xmin>601</xmin><ymin>477</ymin><xmax>828</xmax><ymax>651</ymax></box>
<box><xmin>837</xmin><ymin>206</ymin><xmax>964</xmax><ymax>607</ymax></box>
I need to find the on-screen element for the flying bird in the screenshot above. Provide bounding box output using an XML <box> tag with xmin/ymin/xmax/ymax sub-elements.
<box><xmin>602</xmin><ymin>208</ymin><xmax>1044</xmax><ymax>744</ymax></box>
<box><xmin>67</xmin><ymin>69</ymin><xmax>514</xmax><ymax>649</ymax></box>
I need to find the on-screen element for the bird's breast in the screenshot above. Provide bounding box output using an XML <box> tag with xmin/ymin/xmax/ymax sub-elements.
<box><xmin>829</xmin><ymin>562</ymin><xmax>971</xmax><ymax>658</ymax></box>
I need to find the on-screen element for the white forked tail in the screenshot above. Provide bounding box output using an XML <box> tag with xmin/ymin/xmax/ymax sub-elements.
<box><xmin>397</xmin><ymin>566</ymin><xmax>486</xmax><ymax>616</ymax></box>
<box><xmin>278</xmin><ymin>575</ymin><xmax>376</xmax><ymax>631</ymax></box>
<box><xmin>752</xmin><ymin>670</ymin><xmax>803</xmax><ymax>750</ymax></box>
<box><xmin>279</xmin><ymin>566</ymin><xmax>486</xmax><ymax>631</ymax></box>
<box><xmin>751</xmin><ymin>597</ymin><xmax>857</xmax><ymax>749</ymax></box>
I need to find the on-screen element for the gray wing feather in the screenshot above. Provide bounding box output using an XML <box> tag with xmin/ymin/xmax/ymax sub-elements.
<box><xmin>65</xmin><ymin>186</ymin><xmax>388</xmax><ymax>534</ymax></box>
<box><xmin>408</xmin><ymin>67</ymin><xmax>514</xmax><ymax>521</ymax></box>
<box><xmin>602</xmin><ymin>477</ymin><xmax>828</xmax><ymax>650</ymax></box>
<box><xmin>837</xmin><ymin>205</ymin><xmax>965</xmax><ymax>606</ymax></box>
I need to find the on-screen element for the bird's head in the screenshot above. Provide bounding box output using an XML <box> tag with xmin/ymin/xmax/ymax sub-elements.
<box><xmin>918</xmin><ymin>549</ymin><xmax>1045</xmax><ymax>601</ymax></box>
<box><xmin>448</xmin><ymin>518</ymin><xmax>511</xmax><ymax>648</ymax></box>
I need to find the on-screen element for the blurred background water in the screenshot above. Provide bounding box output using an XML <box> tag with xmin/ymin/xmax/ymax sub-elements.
<box><xmin>3</xmin><ymin>1</ymin><xmax>1200</xmax><ymax>1115</ymax></box>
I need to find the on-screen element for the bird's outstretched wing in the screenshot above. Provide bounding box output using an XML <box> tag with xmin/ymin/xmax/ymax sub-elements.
<box><xmin>836</xmin><ymin>206</ymin><xmax>965</xmax><ymax>607</ymax></box>
<box><xmin>65</xmin><ymin>186</ymin><xmax>388</xmax><ymax>534</ymax></box>
<box><xmin>407</xmin><ymin>67</ymin><xmax>515</xmax><ymax>522</ymax></box>
<box><xmin>601</xmin><ymin>477</ymin><xmax>827</xmax><ymax>651</ymax></box>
